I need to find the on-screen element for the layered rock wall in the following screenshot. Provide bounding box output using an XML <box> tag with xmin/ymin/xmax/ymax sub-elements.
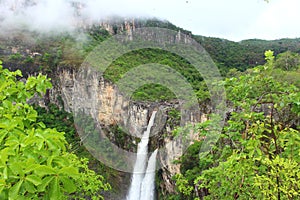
<box><xmin>49</xmin><ymin>66</ymin><xmax>206</xmax><ymax>194</ymax></box>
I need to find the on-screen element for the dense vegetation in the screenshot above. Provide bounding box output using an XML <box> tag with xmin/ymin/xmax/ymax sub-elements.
<box><xmin>1</xmin><ymin>19</ymin><xmax>300</xmax><ymax>199</ymax></box>
<box><xmin>0</xmin><ymin>21</ymin><xmax>298</xmax><ymax>72</ymax></box>
<box><xmin>0</xmin><ymin>25</ymin><xmax>110</xmax><ymax>75</ymax></box>
<box><xmin>0</xmin><ymin>62</ymin><xmax>110</xmax><ymax>199</ymax></box>
<box><xmin>193</xmin><ymin>37</ymin><xmax>300</xmax><ymax>73</ymax></box>
<box><xmin>171</xmin><ymin>51</ymin><xmax>300</xmax><ymax>199</ymax></box>
<box><xmin>104</xmin><ymin>48</ymin><xmax>204</xmax><ymax>101</ymax></box>
<box><xmin>143</xmin><ymin>20</ymin><xmax>300</xmax><ymax>73</ymax></box>
<box><xmin>34</xmin><ymin>102</ymin><xmax>130</xmax><ymax>198</ymax></box>
<box><xmin>1</xmin><ymin>20</ymin><xmax>300</xmax><ymax>102</ymax></box>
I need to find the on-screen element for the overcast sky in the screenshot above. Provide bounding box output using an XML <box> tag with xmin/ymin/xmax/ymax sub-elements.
<box><xmin>1</xmin><ymin>0</ymin><xmax>299</xmax><ymax>41</ymax></box>
<box><xmin>136</xmin><ymin>0</ymin><xmax>300</xmax><ymax>41</ymax></box>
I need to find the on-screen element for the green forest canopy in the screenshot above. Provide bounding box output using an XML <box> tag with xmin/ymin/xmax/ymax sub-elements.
<box><xmin>0</xmin><ymin>62</ymin><xmax>110</xmax><ymax>199</ymax></box>
<box><xmin>171</xmin><ymin>51</ymin><xmax>300</xmax><ymax>200</ymax></box>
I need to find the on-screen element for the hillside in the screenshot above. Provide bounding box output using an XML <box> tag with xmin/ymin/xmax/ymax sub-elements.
<box><xmin>1</xmin><ymin>19</ymin><xmax>300</xmax><ymax>75</ymax></box>
<box><xmin>1</xmin><ymin>18</ymin><xmax>300</xmax><ymax>102</ymax></box>
<box><xmin>0</xmin><ymin>17</ymin><xmax>300</xmax><ymax>200</ymax></box>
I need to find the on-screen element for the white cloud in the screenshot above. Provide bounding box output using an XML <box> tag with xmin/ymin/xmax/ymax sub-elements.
<box><xmin>0</xmin><ymin>0</ymin><xmax>298</xmax><ymax>41</ymax></box>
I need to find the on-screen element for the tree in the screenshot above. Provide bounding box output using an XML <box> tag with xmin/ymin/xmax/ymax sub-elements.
<box><xmin>174</xmin><ymin>51</ymin><xmax>300</xmax><ymax>199</ymax></box>
<box><xmin>0</xmin><ymin>61</ymin><xmax>110</xmax><ymax>199</ymax></box>
<box><xmin>274</xmin><ymin>51</ymin><xmax>300</xmax><ymax>71</ymax></box>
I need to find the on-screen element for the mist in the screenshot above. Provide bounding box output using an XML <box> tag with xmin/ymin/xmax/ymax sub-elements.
<box><xmin>0</xmin><ymin>0</ymin><xmax>151</xmax><ymax>35</ymax></box>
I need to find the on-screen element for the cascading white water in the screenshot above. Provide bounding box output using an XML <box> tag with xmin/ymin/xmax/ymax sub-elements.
<box><xmin>140</xmin><ymin>149</ymin><xmax>158</xmax><ymax>200</ymax></box>
<box><xmin>127</xmin><ymin>111</ymin><xmax>157</xmax><ymax>200</ymax></box>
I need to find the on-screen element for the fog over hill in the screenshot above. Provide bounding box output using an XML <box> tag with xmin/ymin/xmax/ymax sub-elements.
<box><xmin>1</xmin><ymin>0</ymin><xmax>300</xmax><ymax>74</ymax></box>
<box><xmin>0</xmin><ymin>0</ymin><xmax>152</xmax><ymax>34</ymax></box>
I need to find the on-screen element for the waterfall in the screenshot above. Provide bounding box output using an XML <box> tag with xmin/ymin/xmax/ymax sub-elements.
<box><xmin>140</xmin><ymin>149</ymin><xmax>158</xmax><ymax>200</ymax></box>
<box><xmin>127</xmin><ymin>111</ymin><xmax>157</xmax><ymax>200</ymax></box>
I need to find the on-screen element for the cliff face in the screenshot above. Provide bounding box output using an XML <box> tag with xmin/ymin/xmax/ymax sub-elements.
<box><xmin>52</xmin><ymin>66</ymin><xmax>150</xmax><ymax>136</ymax></box>
<box><xmin>48</xmin><ymin>66</ymin><xmax>207</xmax><ymax>194</ymax></box>
<box><xmin>0</xmin><ymin>19</ymin><xmax>206</xmax><ymax>195</ymax></box>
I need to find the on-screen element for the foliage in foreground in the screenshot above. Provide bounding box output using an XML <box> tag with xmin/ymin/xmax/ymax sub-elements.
<box><xmin>0</xmin><ymin>61</ymin><xmax>110</xmax><ymax>199</ymax></box>
<box><xmin>173</xmin><ymin>51</ymin><xmax>300</xmax><ymax>199</ymax></box>
<box><xmin>35</xmin><ymin>103</ymin><xmax>128</xmax><ymax>195</ymax></box>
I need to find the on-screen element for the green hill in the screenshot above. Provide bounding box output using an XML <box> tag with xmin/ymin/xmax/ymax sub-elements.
<box><xmin>1</xmin><ymin>18</ymin><xmax>300</xmax><ymax>101</ymax></box>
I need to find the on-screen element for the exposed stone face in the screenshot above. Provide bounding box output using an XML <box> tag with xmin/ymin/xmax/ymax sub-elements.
<box><xmin>49</xmin><ymin>66</ymin><xmax>205</xmax><ymax>195</ymax></box>
<box><xmin>50</xmin><ymin>68</ymin><xmax>76</xmax><ymax>113</ymax></box>
<box><xmin>99</xmin><ymin>19</ymin><xmax>138</xmax><ymax>35</ymax></box>
<box><xmin>0</xmin><ymin>22</ymin><xmax>202</xmax><ymax>195</ymax></box>
<box><xmin>53</xmin><ymin>66</ymin><xmax>150</xmax><ymax>137</ymax></box>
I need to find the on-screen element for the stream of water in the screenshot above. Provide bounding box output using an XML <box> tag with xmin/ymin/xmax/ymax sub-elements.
<box><xmin>126</xmin><ymin>111</ymin><xmax>157</xmax><ymax>200</ymax></box>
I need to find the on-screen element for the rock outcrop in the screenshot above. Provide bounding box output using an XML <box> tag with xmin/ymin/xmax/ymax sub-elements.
<box><xmin>48</xmin><ymin>65</ymin><xmax>206</xmax><ymax>195</ymax></box>
<box><xmin>0</xmin><ymin>16</ymin><xmax>206</xmax><ymax>195</ymax></box>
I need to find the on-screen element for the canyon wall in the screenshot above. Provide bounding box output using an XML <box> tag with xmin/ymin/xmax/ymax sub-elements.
<box><xmin>0</xmin><ymin>19</ymin><xmax>207</xmax><ymax>195</ymax></box>
<box><xmin>48</xmin><ymin>66</ymin><xmax>207</xmax><ymax>194</ymax></box>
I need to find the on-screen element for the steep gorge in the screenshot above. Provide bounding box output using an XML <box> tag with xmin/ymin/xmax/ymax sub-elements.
<box><xmin>0</xmin><ymin>19</ymin><xmax>209</xmax><ymax>198</ymax></box>
<box><xmin>47</xmin><ymin>65</ymin><xmax>207</xmax><ymax>197</ymax></box>
<box><xmin>2</xmin><ymin>17</ymin><xmax>300</xmax><ymax>199</ymax></box>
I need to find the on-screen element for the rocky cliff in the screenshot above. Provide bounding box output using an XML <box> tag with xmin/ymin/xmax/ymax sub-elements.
<box><xmin>0</xmin><ymin>18</ymin><xmax>208</xmax><ymax>196</ymax></box>
<box><xmin>47</xmin><ymin>65</ymin><xmax>208</xmax><ymax>195</ymax></box>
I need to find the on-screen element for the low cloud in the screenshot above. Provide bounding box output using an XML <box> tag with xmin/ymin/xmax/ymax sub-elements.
<box><xmin>0</xmin><ymin>0</ymin><xmax>150</xmax><ymax>35</ymax></box>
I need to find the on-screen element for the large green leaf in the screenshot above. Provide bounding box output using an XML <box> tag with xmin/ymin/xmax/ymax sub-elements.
<box><xmin>0</xmin><ymin>119</ymin><xmax>11</xmax><ymax>130</ymax></box>
<box><xmin>9</xmin><ymin>162</ymin><xmax>24</xmax><ymax>176</ymax></box>
<box><xmin>0</xmin><ymin>130</ymin><xmax>8</xmax><ymax>145</ymax></box>
<box><xmin>23</xmin><ymin>181</ymin><xmax>36</xmax><ymax>193</ymax></box>
<box><xmin>61</xmin><ymin>177</ymin><xmax>76</xmax><ymax>193</ymax></box>
<box><xmin>49</xmin><ymin>177</ymin><xmax>60</xmax><ymax>200</ymax></box>
<box><xmin>37</xmin><ymin>176</ymin><xmax>54</xmax><ymax>192</ymax></box>
<box><xmin>34</xmin><ymin>166</ymin><xmax>56</xmax><ymax>177</ymax></box>
<box><xmin>0</xmin><ymin>179</ymin><xmax>6</xmax><ymax>193</ymax></box>
<box><xmin>26</xmin><ymin>174</ymin><xmax>42</xmax><ymax>186</ymax></box>
<box><xmin>59</xmin><ymin>166</ymin><xmax>78</xmax><ymax>177</ymax></box>
<box><xmin>8</xmin><ymin>179</ymin><xmax>23</xmax><ymax>200</ymax></box>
